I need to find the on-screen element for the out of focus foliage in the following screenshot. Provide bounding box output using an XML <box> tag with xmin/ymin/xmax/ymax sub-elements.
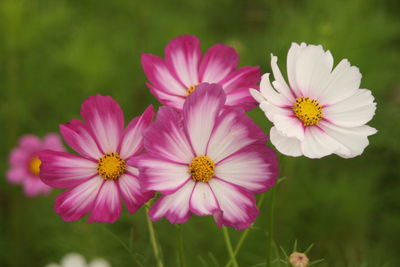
<box><xmin>0</xmin><ymin>0</ymin><xmax>399</xmax><ymax>266</ymax></box>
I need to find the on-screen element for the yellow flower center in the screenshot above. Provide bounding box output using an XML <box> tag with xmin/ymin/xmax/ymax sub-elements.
<box><xmin>29</xmin><ymin>156</ymin><xmax>41</xmax><ymax>176</ymax></box>
<box><xmin>293</xmin><ymin>97</ymin><xmax>323</xmax><ymax>126</ymax></box>
<box><xmin>186</xmin><ymin>85</ymin><xmax>197</xmax><ymax>96</ymax></box>
<box><xmin>188</xmin><ymin>155</ymin><xmax>215</xmax><ymax>182</ymax></box>
<box><xmin>97</xmin><ymin>152</ymin><xmax>126</xmax><ymax>180</ymax></box>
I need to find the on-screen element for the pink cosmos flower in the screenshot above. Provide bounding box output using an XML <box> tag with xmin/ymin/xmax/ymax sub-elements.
<box><xmin>39</xmin><ymin>95</ymin><xmax>154</xmax><ymax>223</ymax></box>
<box><xmin>251</xmin><ymin>43</ymin><xmax>377</xmax><ymax>158</ymax></box>
<box><xmin>141</xmin><ymin>34</ymin><xmax>261</xmax><ymax>111</ymax></box>
<box><xmin>137</xmin><ymin>83</ymin><xmax>278</xmax><ymax>230</ymax></box>
<box><xmin>6</xmin><ymin>133</ymin><xmax>64</xmax><ymax>197</ymax></box>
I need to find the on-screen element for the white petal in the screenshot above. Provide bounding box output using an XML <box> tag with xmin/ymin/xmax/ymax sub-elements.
<box><xmin>273</xmin><ymin>114</ymin><xmax>304</xmax><ymax>140</ymax></box>
<box><xmin>319</xmin><ymin>121</ymin><xmax>377</xmax><ymax>158</ymax></box>
<box><xmin>270</xmin><ymin>127</ymin><xmax>302</xmax><ymax>156</ymax></box>
<box><xmin>294</xmin><ymin>44</ymin><xmax>334</xmax><ymax>98</ymax></box>
<box><xmin>259</xmin><ymin>102</ymin><xmax>292</xmax><ymax>123</ymax></box>
<box><xmin>270</xmin><ymin>55</ymin><xmax>296</xmax><ymax>101</ymax></box>
<box><xmin>318</xmin><ymin>59</ymin><xmax>362</xmax><ymax>105</ymax></box>
<box><xmin>258</xmin><ymin>73</ymin><xmax>293</xmax><ymax>106</ymax></box>
<box><xmin>300</xmin><ymin>126</ymin><xmax>342</xmax><ymax>158</ymax></box>
<box><xmin>189</xmin><ymin>182</ymin><xmax>219</xmax><ymax>216</ymax></box>
<box><xmin>323</xmin><ymin>89</ymin><xmax>376</xmax><ymax>127</ymax></box>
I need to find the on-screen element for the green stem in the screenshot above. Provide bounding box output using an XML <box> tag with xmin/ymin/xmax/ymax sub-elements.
<box><xmin>266</xmin><ymin>186</ymin><xmax>276</xmax><ymax>267</ymax></box>
<box><xmin>145</xmin><ymin>206</ymin><xmax>164</xmax><ymax>267</ymax></box>
<box><xmin>222</xmin><ymin>227</ymin><xmax>239</xmax><ymax>267</ymax></box>
<box><xmin>176</xmin><ymin>225</ymin><xmax>186</xmax><ymax>267</ymax></box>
<box><xmin>225</xmin><ymin>194</ymin><xmax>266</xmax><ymax>267</ymax></box>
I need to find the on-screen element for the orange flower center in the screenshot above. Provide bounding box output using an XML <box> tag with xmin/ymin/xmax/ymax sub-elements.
<box><xmin>97</xmin><ymin>152</ymin><xmax>126</xmax><ymax>180</ymax></box>
<box><xmin>293</xmin><ymin>97</ymin><xmax>323</xmax><ymax>126</ymax></box>
<box><xmin>188</xmin><ymin>155</ymin><xmax>215</xmax><ymax>182</ymax></box>
<box><xmin>29</xmin><ymin>156</ymin><xmax>41</xmax><ymax>176</ymax></box>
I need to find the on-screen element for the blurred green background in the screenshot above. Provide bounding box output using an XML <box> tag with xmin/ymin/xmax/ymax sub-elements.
<box><xmin>0</xmin><ymin>0</ymin><xmax>399</xmax><ymax>266</ymax></box>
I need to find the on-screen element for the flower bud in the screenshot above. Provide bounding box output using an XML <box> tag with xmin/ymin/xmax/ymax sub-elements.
<box><xmin>289</xmin><ymin>252</ymin><xmax>309</xmax><ymax>267</ymax></box>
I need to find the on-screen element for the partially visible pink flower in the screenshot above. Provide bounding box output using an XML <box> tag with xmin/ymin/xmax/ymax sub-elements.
<box><xmin>141</xmin><ymin>34</ymin><xmax>261</xmax><ymax>111</ymax></box>
<box><xmin>39</xmin><ymin>95</ymin><xmax>154</xmax><ymax>223</ymax></box>
<box><xmin>137</xmin><ymin>83</ymin><xmax>278</xmax><ymax>230</ymax></box>
<box><xmin>7</xmin><ymin>133</ymin><xmax>65</xmax><ymax>197</ymax></box>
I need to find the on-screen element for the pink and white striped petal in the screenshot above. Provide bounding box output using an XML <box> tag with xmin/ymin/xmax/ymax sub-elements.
<box><xmin>207</xmin><ymin>108</ymin><xmax>266</xmax><ymax>163</ymax></box>
<box><xmin>117</xmin><ymin>173</ymin><xmax>154</xmax><ymax>213</ymax></box>
<box><xmin>183</xmin><ymin>83</ymin><xmax>226</xmax><ymax>155</ymax></box>
<box><xmin>88</xmin><ymin>180</ymin><xmax>122</xmax><ymax>223</ymax></box>
<box><xmin>60</xmin><ymin>119</ymin><xmax>103</xmax><ymax>159</ymax></box>
<box><xmin>55</xmin><ymin>176</ymin><xmax>103</xmax><ymax>222</ymax></box>
<box><xmin>138</xmin><ymin>155</ymin><xmax>190</xmax><ymax>194</ymax></box>
<box><xmin>189</xmin><ymin>182</ymin><xmax>219</xmax><ymax>216</ymax></box>
<box><xmin>209</xmin><ymin>178</ymin><xmax>258</xmax><ymax>230</ymax></box>
<box><xmin>165</xmin><ymin>35</ymin><xmax>201</xmax><ymax>87</ymax></box>
<box><xmin>199</xmin><ymin>44</ymin><xmax>238</xmax><ymax>83</ymax></box>
<box><xmin>142</xmin><ymin>53</ymin><xmax>188</xmax><ymax>96</ymax></box>
<box><xmin>143</xmin><ymin>106</ymin><xmax>194</xmax><ymax>164</ymax></box>
<box><xmin>215</xmin><ymin>144</ymin><xmax>278</xmax><ymax>193</ymax></box>
<box><xmin>80</xmin><ymin>95</ymin><xmax>124</xmax><ymax>153</ymax></box>
<box><xmin>39</xmin><ymin>150</ymin><xmax>98</xmax><ymax>188</ymax></box>
<box><xmin>323</xmin><ymin>89</ymin><xmax>376</xmax><ymax>128</ymax></box>
<box><xmin>118</xmin><ymin>105</ymin><xmax>154</xmax><ymax>159</ymax></box>
<box><xmin>149</xmin><ymin>179</ymin><xmax>196</xmax><ymax>224</ymax></box>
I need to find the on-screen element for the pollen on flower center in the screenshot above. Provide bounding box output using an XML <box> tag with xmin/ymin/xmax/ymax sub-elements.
<box><xmin>29</xmin><ymin>156</ymin><xmax>41</xmax><ymax>176</ymax></box>
<box><xmin>97</xmin><ymin>152</ymin><xmax>126</xmax><ymax>180</ymax></box>
<box><xmin>188</xmin><ymin>155</ymin><xmax>215</xmax><ymax>182</ymax></box>
<box><xmin>293</xmin><ymin>97</ymin><xmax>323</xmax><ymax>126</ymax></box>
<box><xmin>186</xmin><ymin>85</ymin><xmax>197</xmax><ymax>96</ymax></box>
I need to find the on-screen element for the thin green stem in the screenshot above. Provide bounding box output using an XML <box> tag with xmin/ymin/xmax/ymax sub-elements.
<box><xmin>145</xmin><ymin>206</ymin><xmax>164</xmax><ymax>267</ymax></box>
<box><xmin>225</xmin><ymin>194</ymin><xmax>266</xmax><ymax>267</ymax></box>
<box><xmin>266</xmin><ymin>186</ymin><xmax>276</xmax><ymax>267</ymax></box>
<box><xmin>222</xmin><ymin>227</ymin><xmax>239</xmax><ymax>267</ymax></box>
<box><xmin>176</xmin><ymin>225</ymin><xmax>186</xmax><ymax>267</ymax></box>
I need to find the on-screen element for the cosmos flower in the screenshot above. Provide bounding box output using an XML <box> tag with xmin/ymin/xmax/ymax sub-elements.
<box><xmin>141</xmin><ymin>34</ymin><xmax>261</xmax><ymax>111</ymax></box>
<box><xmin>251</xmin><ymin>43</ymin><xmax>377</xmax><ymax>158</ymax></box>
<box><xmin>39</xmin><ymin>95</ymin><xmax>154</xmax><ymax>223</ymax></box>
<box><xmin>45</xmin><ymin>253</ymin><xmax>111</xmax><ymax>267</ymax></box>
<box><xmin>6</xmin><ymin>134</ymin><xmax>64</xmax><ymax>197</ymax></box>
<box><xmin>137</xmin><ymin>83</ymin><xmax>278</xmax><ymax>230</ymax></box>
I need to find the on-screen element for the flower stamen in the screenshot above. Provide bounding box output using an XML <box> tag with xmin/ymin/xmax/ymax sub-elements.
<box><xmin>188</xmin><ymin>155</ymin><xmax>215</xmax><ymax>182</ymax></box>
<box><xmin>29</xmin><ymin>156</ymin><xmax>41</xmax><ymax>176</ymax></box>
<box><xmin>97</xmin><ymin>152</ymin><xmax>126</xmax><ymax>180</ymax></box>
<box><xmin>293</xmin><ymin>97</ymin><xmax>323</xmax><ymax>126</ymax></box>
<box><xmin>186</xmin><ymin>85</ymin><xmax>197</xmax><ymax>96</ymax></box>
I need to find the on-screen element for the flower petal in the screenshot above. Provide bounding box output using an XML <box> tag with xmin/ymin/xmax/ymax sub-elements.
<box><xmin>272</xmin><ymin>114</ymin><xmax>305</xmax><ymax>140</ymax></box>
<box><xmin>39</xmin><ymin>150</ymin><xmax>98</xmax><ymax>188</ymax></box>
<box><xmin>209</xmin><ymin>178</ymin><xmax>258</xmax><ymax>230</ymax></box>
<box><xmin>215</xmin><ymin>144</ymin><xmax>278</xmax><ymax>193</ymax></box>
<box><xmin>55</xmin><ymin>176</ymin><xmax>103</xmax><ymax>222</ymax></box>
<box><xmin>165</xmin><ymin>35</ymin><xmax>201</xmax><ymax>87</ymax></box>
<box><xmin>23</xmin><ymin>177</ymin><xmax>51</xmax><ymax>197</ymax></box>
<box><xmin>138</xmin><ymin>155</ymin><xmax>190</xmax><ymax>194</ymax></box>
<box><xmin>18</xmin><ymin>135</ymin><xmax>42</xmax><ymax>150</ymax></box>
<box><xmin>119</xmin><ymin>105</ymin><xmax>154</xmax><ymax>159</ymax></box>
<box><xmin>143</xmin><ymin>106</ymin><xmax>194</xmax><ymax>163</ymax></box>
<box><xmin>183</xmin><ymin>83</ymin><xmax>226</xmax><ymax>155</ymax></box>
<box><xmin>149</xmin><ymin>179</ymin><xmax>196</xmax><ymax>223</ymax></box>
<box><xmin>317</xmin><ymin>59</ymin><xmax>362</xmax><ymax>105</ymax></box>
<box><xmin>43</xmin><ymin>133</ymin><xmax>65</xmax><ymax>151</ymax></box>
<box><xmin>6</xmin><ymin>167</ymin><xmax>26</xmax><ymax>184</ymax></box>
<box><xmin>286</xmin><ymin>42</ymin><xmax>307</xmax><ymax>97</ymax></box>
<box><xmin>319</xmin><ymin>121</ymin><xmax>377</xmax><ymax>158</ymax></box>
<box><xmin>270</xmin><ymin>127</ymin><xmax>302</xmax><ymax>157</ymax></box>
<box><xmin>80</xmin><ymin>95</ymin><xmax>124</xmax><ymax>153</ymax></box>
<box><xmin>117</xmin><ymin>173</ymin><xmax>154</xmax><ymax>213</ymax></box>
<box><xmin>142</xmin><ymin>53</ymin><xmax>188</xmax><ymax>96</ymax></box>
<box><xmin>199</xmin><ymin>44</ymin><xmax>238</xmax><ymax>83</ymax></box>
<box><xmin>189</xmin><ymin>182</ymin><xmax>219</xmax><ymax>216</ymax></box>
<box><xmin>88</xmin><ymin>180</ymin><xmax>122</xmax><ymax>223</ymax></box>
<box><xmin>252</xmin><ymin>73</ymin><xmax>292</xmax><ymax>107</ymax></box>
<box><xmin>60</xmin><ymin>119</ymin><xmax>103</xmax><ymax>159</ymax></box>
<box><xmin>300</xmin><ymin>126</ymin><xmax>342</xmax><ymax>158</ymax></box>
<box><xmin>270</xmin><ymin>54</ymin><xmax>296</xmax><ymax>101</ymax></box>
<box><xmin>259</xmin><ymin>101</ymin><xmax>292</xmax><ymax>123</ymax></box>
<box><xmin>323</xmin><ymin>89</ymin><xmax>376</xmax><ymax>127</ymax></box>
<box><xmin>293</xmin><ymin>43</ymin><xmax>334</xmax><ymax>98</ymax></box>
<box><xmin>207</xmin><ymin>108</ymin><xmax>267</xmax><ymax>163</ymax></box>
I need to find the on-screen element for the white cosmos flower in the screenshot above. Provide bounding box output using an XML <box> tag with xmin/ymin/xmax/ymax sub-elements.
<box><xmin>45</xmin><ymin>253</ymin><xmax>111</xmax><ymax>267</ymax></box>
<box><xmin>251</xmin><ymin>42</ymin><xmax>377</xmax><ymax>158</ymax></box>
